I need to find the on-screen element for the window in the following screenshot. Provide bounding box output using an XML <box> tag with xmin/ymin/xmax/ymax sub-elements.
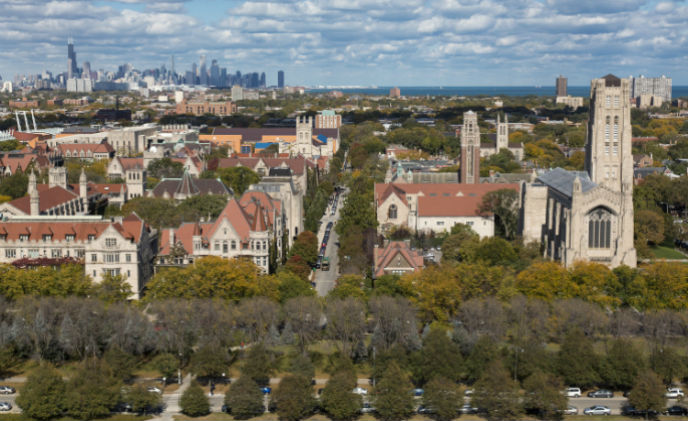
<box><xmin>467</xmin><ymin>221</ymin><xmax>474</xmax><ymax>226</ymax></box>
<box><xmin>614</xmin><ymin>95</ymin><xmax>620</xmax><ymax>107</ymax></box>
<box><xmin>605</xmin><ymin>95</ymin><xmax>611</xmax><ymax>107</ymax></box>
<box><xmin>605</xmin><ymin>144</ymin><xmax>610</xmax><ymax>156</ymax></box>
<box><xmin>91</xmin><ymin>253</ymin><xmax>97</xmax><ymax>262</ymax></box>
<box><xmin>388</xmin><ymin>204</ymin><xmax>397</xmax><ymax>219</ymax></box>
<box><xmin>93</xmin><ymin>270</ymin><xmax>96</xmax><ymax>277</ymax></box>
<box><xmin>231</xmin><ymin>240</ymin><xmax>236</xmax><ymax>250</ymax></box>
<box><xmin>437</xmin><ymin>221</ymin><xmax>445</xmax><ymax>226</ymax></box>
<box><xmin>76</xmin><ymin>249</ymin><xmax>85</xmax><ymax>258</ymax></box>
<box><xmin>214</xmin><ymin>241</ymin><xmax>220</xmax><ymax>251</ymax></box>
<box><xmin>105</xmin><ymin>253</ymin><xmax>119</xmax><ymax>263</ymax></box>
<box><xmin>65</xmin><ymin>234</ymin><xmax>75</xmax><ymax>241</ymax></box>
<box><xmin>88</xmin><ymin>234</ymin><xmax>95</xmax><ymax>241</ymax></box>
<box><xmin>588</xmin><ymin>207</ymin><xmax>612</xmax><ymax>249</ymax></box>
<box><xmin>613</xmin><ymin>116</ymin><xmax>619</xmax><ymax>140</ymax></box>
<box><xmin>126</xmin><ymin>254</ymin><xmax>131</xmax><ymax>263</ymax></box>
<box><xmin>19</xmin><ymin>234</ymin><xmax>28</xmax><ymax>241</ymax></box>
<box><xmin>28</xmin><ymin>249</ymin><xmax>39</xmax><ymax>258</ymax></box>
<box><xmin>223</xmin><ymin>242</ymin><xmax>228</xmax><ymax>253</ymax></box>
<box><xmin>51</xmin><ymin>249</ymin><xmax>62</xmax><ymax>258</ymax></box>
<box><xmin>605</xmin><ymin>116</ymin><xmax>610</xmax><ymax>140</ymax></box>
<box><xmin>5</xmin><ymin>249</ymin><xmax>16</xmax><ymax>258</ymax></box>
<box><xmin>42</xmin><ymin>234</ymin><xmax>52</xmax><ymax>241</ymax></box>
<box><xmin>105</xmin><ymin>238</ymin><xmax>117</xmax><ymax>247</ymax></box>
<box><xmin>613</xmin><ymin>144</ymin><xmax>618</xmax><ymax>156</ymax></box>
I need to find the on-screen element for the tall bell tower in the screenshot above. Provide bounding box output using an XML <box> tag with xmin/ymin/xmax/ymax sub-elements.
<box><xmin>460</xmin><ymin>111</ymin><xmax>481</xmax><ymax>184</ymax></box>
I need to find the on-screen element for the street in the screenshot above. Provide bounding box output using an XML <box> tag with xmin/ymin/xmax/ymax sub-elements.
<box><xmin>314</xmin><ymin>187</ymin><xmax>347</xmax><ymax>296</ymax></box>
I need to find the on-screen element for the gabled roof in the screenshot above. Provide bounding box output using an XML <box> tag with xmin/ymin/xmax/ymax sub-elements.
<box><xmin>373</xmin><ymin>241</ymin><xmax>424</xmax><ymax>278</ymax></box>
<box><xmin>150</xmin><ymin>174</ymin><xmax>229</xmax><ymax>198</ymax></box>
<box><xmin>208</xmin><ymin>199</ymin><xmax>252</xmax><ymax>241</ymax></box>
<box><xmin>8</xmin><ymin>185</ymin><xmax>78</xmax><ymax>214</ymax></box>
<box><xmin>159</xmin><ymin>222</ymin><xmax>201</xmax><ymax>256</ymax></box>
<box><xmin>209</xmin><ymin>156</ymin><xmax>309</xmax><ymax>175</ymax></box>
<box><xmin>117</xmin><ymin>157</ymin><xmax>145</xmax><ymax>171</ymax></box>
<box><xmin>57</xmin><ymin>142</ymin><xmax>114</xmax><ymax>154</ymax></box>
<box><xmin>0</xmin><ymin>213</ymin><xmax>145</xmax><ymax>243</ymax></box>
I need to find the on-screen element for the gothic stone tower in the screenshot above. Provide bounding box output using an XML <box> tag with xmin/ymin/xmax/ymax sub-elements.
<box><xmin>496</xmin><ymin>113</ymin><xmax>509</xmax><ymax>151</ymax></box>
<box><xmin>582</xmin><ymin>74</ymin><xmax>636</xmax><ymax>267</ymax></box>
<box><xmin>460</xmin><ymin>111</ymin><xmax>480</xmax><ymax>184</ymax></box>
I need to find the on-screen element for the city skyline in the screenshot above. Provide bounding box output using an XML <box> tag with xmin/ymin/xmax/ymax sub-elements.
<box><xmin>0</xmin><ymin>0</ymin><xmax>687</xmax><ymax>86</ymax></box>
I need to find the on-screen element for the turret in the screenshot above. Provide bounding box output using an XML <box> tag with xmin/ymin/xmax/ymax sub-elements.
<box><xmin>29</xmin><ymin>170</ymin><xmax>39</xmax><ymax>216</ymax></box>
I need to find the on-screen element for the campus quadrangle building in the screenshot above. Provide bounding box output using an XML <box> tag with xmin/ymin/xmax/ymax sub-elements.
<box><xmin>521</xmin><ymin>75</ymin><xmax>637</xmax><ymax>268</ymax></box>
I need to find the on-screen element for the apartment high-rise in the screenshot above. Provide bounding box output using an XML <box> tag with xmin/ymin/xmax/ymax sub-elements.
<box><xmin>556</xmin><ymin>75</ymin><xmax>567</xmax><ymax>97</ymax></box>
<box><xmin>630</xmin><ymin>75</ymin><xmax>672</xmax><ymax>103</ymax></box>
<box><xmin>278</xmin><ymin>70</ymin><xmax>284</xmax><ymax>88</ymax></box>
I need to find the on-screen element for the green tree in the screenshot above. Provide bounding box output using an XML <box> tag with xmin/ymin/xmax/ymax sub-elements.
<box><xmin>273</xmin><ymin>374</ymin><xmax>316</xmax><ymax>421</ymax></box>
<box><xmin>217</xmin><ymin>166</ymin><xmax>261</xmax><ymax>195</ymax></box>
<box><xmin>125</xmin><ymin>384</ymin><xmax>163</xmax><ymax>414</ymax></box>
<box><xmin>601</xmin><ymin>338</ymin><xmax>645</xmax><ymax>391</ymax></box>
<box><xmin>411</xmin><ymin>329</ymin><xmax>463</xmax><ymax>385</ymax></box>
<box><xmin>225</xmin><ymin>375</ymin><xmax>265</xmax><ymax>419</ymax></box>
<box><xmin>650</xmin><ymin>346</ymin><xmax>685</xmax><ymax>384</ymax></box>
<box><xmin>373</xmin><ymin>361</ymin><xmax>415</xmax><ymax>421</ymax></box>
<box><xmin>94</xmin><ymin>273</ymin><xmax>132</xmax><ymax>303</ymax></box>
<box><xmin>180</xmin><ymin>381</ymin><xmax>210</xmax><ymax>416</ymax></box>
<box><xmin>152</xmin><ymin>353</ymin><xmax>180</xmax><ymax>382</ymax></box>
<box><xmin>422</xmin><ymin>376</ymin><xmax>462</xmax><ymax>421</ymax></box>
<box><xmin>0</xmin><ymin>170</ymin><xmax>28</xmax><ymax>199</ymax></box>
<box><xmin>242</xmin><ymin>343</ymin><xmax>274</xmax><ymax>387</ymax></box>
<box><xmin>64</xmin><ymin>359</ymin><xmax>121</xmax><ymax>420</ymax></box>
<box><xmin>190</xmin><ymin>344</ymin><xmax>230</xmax><ymax>379</ymax></box>
<box><xmin>628</xmin><ymin>370</ymin><xmax>666</xmax><ymax>418</ymax></box>
<box><xmin>477</xmin><ymin>188</ymin><xmax>520</xmax><ymax>239</ymax></box>
<box><xmin>16</xmin><ymin>363</ymin><xmax>66</xmax><ymax>420</ymax></box>
<box><xmin>103</xmin><ymin>346</ymin><xmax>136</xmax><ymax>381</ymax></box>
<box><xmin>289</xmin><ymin>231</ymin><xmax>319</xmax><ymax>266</ymax></box>
<box><xmin>289</xmin><ymin>352</ymin><xmax>315</xmax><ymax>380</ymax></box>
<box><xmin>0</xmin><ymin>139</ymin><xmax>21</xmax><ymax>151</ymax></box>
<box><xmin>523</xmin><ymin>371</ymin><xmax>567</xmax><ymax>421</ymax></box>
<box><xmin>635</xmin><ymin>209</ymin><xmax>665</xmax><ymax>246</ymax></box>
<box><xmin>472</xmin><ymin>361</ymin><xmax>523</xmax><ymax>421</ymax></box>
<box><xmin>557</xmin><ymin>329</ymin><xmax>600</xmax><ymax>388</ymax></box>
<box><xmin>0</xmin><ymin>345</ymin><xmax>19</xmax><ymax>378</ymax></box>
<box><xmin>464</xmin><ymin>336</ymin><xmax>499</xmax><ymax>384</ymax></box>
<box><xmin>320</xmin><ymin>371</ymin><xmax>362</xmax><ymax>421</ymax></box>
<box><xmin>441</xmin><ymin>224</ymin><xmax>479</xmax><ymax>263</ymax></box>
<box><xmin>276</xmin><ymin>269</ymin><xmax>315</xmax><ymax>301</ymax></box>
<box><xmin>147</xmin><ymin>157</ymin><xmax>184</xmax><ymax>179</ymax></box>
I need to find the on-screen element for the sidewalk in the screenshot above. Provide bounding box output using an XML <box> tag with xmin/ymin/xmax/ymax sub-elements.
<box><xmin>150</xmin><ymin>373</ymin><xmax>193</xmax><ymax>421</ymax></box>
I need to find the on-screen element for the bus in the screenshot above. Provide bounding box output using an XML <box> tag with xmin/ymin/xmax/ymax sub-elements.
<box><xmin>321</xmin><ymin>257</ymin><xmax>330</xmax><ymax>271</ymax></box>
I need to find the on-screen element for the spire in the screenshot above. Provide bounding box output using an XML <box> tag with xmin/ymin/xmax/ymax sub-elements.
<box><xmin>79</xmin><ymin>167</ymin><xmax>87</xmax><ymax>201</ymax></box>
<box><xmin>175</xmin><ymin>168</ymin><xmax>198</xmax><ymax>198</ymax></box>
<box><xmin>29</xmin><ymin>169</ymin><xmax>39</xmax><ymax>216</ymax></box>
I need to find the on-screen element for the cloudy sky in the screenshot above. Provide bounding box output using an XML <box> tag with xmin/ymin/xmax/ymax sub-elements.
<box><xmin>1</xmin><ymin>0</ymin><xmax>686</xmax><ymax>86</ymax></box>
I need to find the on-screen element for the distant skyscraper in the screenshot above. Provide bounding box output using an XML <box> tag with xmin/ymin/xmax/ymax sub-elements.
<box><xmin>556</xmin><ymin>75</ymin><xmax>567</xmax><ymax>97</ymax></box>
<box><xmin>278</xmin><ymin>70</ymin><xmax>284</xmax><ymax>88</ymax></box>
<box><xmin>199</xmin><ymin>55</ymin><xmax>208</xmax><ymax>86</ymax></box>
<box><xmin>67</xmin><ymin>38</ymin><xmax>78</xmax><ymax>79</ymax></box>
<box><xmin>630</xmin><ymin>75</ymin><xmax>672</xmax><ymax>102</ymax></box>
<box><xmin>82</xmin><ymin>61</ymin><xmax>91</xmax><ymax>79</ymax></box>
<box><xmin>260</xmin><ymin>72</ymin><xmax>266</xmax><ymax>88</ymax></box>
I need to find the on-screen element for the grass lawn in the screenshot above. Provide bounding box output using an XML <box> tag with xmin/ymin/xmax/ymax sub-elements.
<box><xmin>651</xmin><ymin>245</ymin><xmax>687</xmax><ymax>259</ymax></box>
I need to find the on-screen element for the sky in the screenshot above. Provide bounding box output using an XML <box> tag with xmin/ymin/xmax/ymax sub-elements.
<box><xmin>0</xmin><ymin>0</ymin><xmax>687</xmax><ymax>86</ymax></box>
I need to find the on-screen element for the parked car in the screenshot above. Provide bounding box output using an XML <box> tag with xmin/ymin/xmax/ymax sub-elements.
<box><xmin>562</xmin><ymin>406</ymin><xmax>578</xmax><ymax>415</ymax></box>
<box><xmin>665</xmin><ymin>405</ymin><xmax>688</xmax><ymax>416</ymax></box>
<box><xmin>417</xmin><ymin>405</ymin><xmax>435</xmax><ymax>414</ymax></box>
<box><xmin>0</xmin><ymin>386</ymin><xmax>15</xmax><ymax>395</ymax></box>
<box><xmin>622</xmin><ymin>405</ymin><xmax>660</xmax><ymax>418</ymax></box>
<box><xmin>261</xmin><ymin>387</ymin><xmax>272</xmax><ymax>394</ymax></box>
<box><xmin>0</xmin><ymin>402</ymin><xmax>11</xmax><ymax>412</ymax></box>
<box><xmin>352</xmin><ymin>387</ymin><xmax>368</xmax><ymax>395</ymax></box>
<box><xmin>147</xmin><ymin>386</ymin><xmax>162</xmax><ymax>394</ymax></box>
<box><xmin>460</xmin><ymin>403</ymin><xmax>479</xmax><ymax>414</ymax></box>
<box><xmin>565</xmin><ymin>387</ymin><xmax>582</xmax><ymax>398</ymax></box>
<box><xmin>413</xmin><ymin>388</ymin><xmax>424</xmax><ymax>396</ymax></box>
<box><xmin>587</xmin><ymin>389</ymin><xmax>613</xmax><ymax>398</ymax></box>
<box><xmin>584</xmin><ymin>405</ymin><xmax>611</xmax><ymax>415</ymax></box>
<box><xmin>666</xmin><ymin>388</ymin><xmax>685</xmax><ymax>399</ymax></box>
<box><xmin>464</xmin><ymin>388</ymin><xmax>474</xmax><ymax>396</ymax></box>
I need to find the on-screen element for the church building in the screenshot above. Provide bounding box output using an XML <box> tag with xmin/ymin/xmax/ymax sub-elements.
<box><xmin>520</xmin><ymin>75</ymin><xmax>636</xmax><ymax>268</ymax></box>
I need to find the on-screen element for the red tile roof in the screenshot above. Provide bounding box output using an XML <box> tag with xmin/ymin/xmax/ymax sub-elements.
<box><xmin>8</xmin><ymin>185</ymin><xmax>78</xmax><ymax>214</ymax></box>
<box><xmin>209</xmin><ymin>156</ymin><xmax>310</xmax><ymax>175</ymax></box>
<box><xmin>0</xmin><ymin>213</ymin><xmax>144</xmax><ymax>243</ymax></box>
<box><xmin>373</xmin><ymin>241</ymin><xmax>424</xmax><ymax>278</ymax></box>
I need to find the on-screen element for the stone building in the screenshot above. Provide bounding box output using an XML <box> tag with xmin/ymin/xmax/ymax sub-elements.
<box><xmin>520</xmin><ymin>74</ymin><xmax>637</xmax><ymax>268</ymax></box>
<box><xmin>480</xmin><ymin>114</ymin><xmax>524</xmax><ymax>161</ymax></box>
<box><xmin>460</xmin><ymin>111</ymin><xmax>480</xmax><ymax>184</ymax></box>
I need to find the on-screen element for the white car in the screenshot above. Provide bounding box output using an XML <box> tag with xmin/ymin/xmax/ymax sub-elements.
<box><xmin>666</xmin><ymin>388</ymin><xmax>685</xmax><ymax>399</ymax></box>
<box><xmin>565</xmin><ymin>387</ymin><xmax>582</xmax><ymax>398</ymax></box>
<box><xmin>464</xmin><ymin>389</ymin><xmax>474</xmax><ymax>396</ymax></box>
<box><xmin>147</xmin><ymin>386</ymin><xmax>163</xmax><ymax>394</ymax></box>
<box><xmin>584</xmin><ymin>406</ymin><xmax>611</xmax><ymax>415</ymax></box>
<box><xmin>0</xmin><ymin>402</ymin><xmax>11</xmax><ymax>411</ymax></box>
<box><xmin>0</xmin><ymin>386</ymin><xmax>14</xmax><ymax>395</ymax></box>
<box><xmin>563</xmin><ymin>406</ymin><xmax>578</xmax><ymax>415</ymax></box>
<box><xmin>352</xmin><ymin>387</ymin><xmax>368</xmax><ymax>395</ymax></box>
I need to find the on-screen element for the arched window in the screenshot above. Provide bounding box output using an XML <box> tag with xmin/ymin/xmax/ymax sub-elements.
<box><xmin>588</xmin><ymin>207</ymin><xmax>612</xmax><ymax>249</ymax></box>
<box><xmin>605</xmin><ymin>116</ymin><xmax>610</xmax><ymax>140</ymax></box>
<box><xmin>388</xmin><ymin>204</ymin><xmax>397</xmax><ymax>219</ymax></box>
<box><xmin>613</xmin><ymin>116</ymin><xmax>619</xmax><ymax>140</ymax></box>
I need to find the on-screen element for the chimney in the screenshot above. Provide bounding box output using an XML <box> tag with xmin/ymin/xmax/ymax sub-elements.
<box><xmin>169</xmin><ymin>228</ymin><xmax>174</xmax><ymax>248</ymax></box>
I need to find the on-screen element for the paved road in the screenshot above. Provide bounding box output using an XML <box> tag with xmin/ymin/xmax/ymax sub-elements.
<box><xmin>0</xmin><ymin>393</ymin><xmax>19</xmax><ymax>414</ymax></box>
<box><xmin>314</xmin><ymin>188</ymin><xmax>347</xmax><ymax>296</ymax></box>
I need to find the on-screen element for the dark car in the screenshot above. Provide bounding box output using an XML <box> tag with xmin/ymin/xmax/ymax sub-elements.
<box><xmin>622</xmin><ymin>405</ymin><xmax>661</xmax><ymax>418</ymax></box>
<box><xmin>588</xmin><ymin>389</ymin><xmax>614</xmax><ymax>398</ymax></box>
<box><xmin>665</xmin><ymin>405</ymin><xmax>688</xmax><ymax>416</ymax></box>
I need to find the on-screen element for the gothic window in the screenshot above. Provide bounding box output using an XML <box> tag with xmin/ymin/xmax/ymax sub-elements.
<box><xmin>605</xmin><ymin>116</ymin><xmax>610</xmax><ymax>140</ymax></box>
<box><xmin>605</xmin><ymin>95</ymin><xmax>611</xmax><ymax>107</ymax></box>
<box><xmin>388</xmin><ymin>204</ymin><xmax>397</xmax><ymax>219</ymax></box>
<box><xmin>588</xmin><ymin>207</ymin><xmax>612</xmax><ymax>249</ymax></box>
<box><xmin>613</xmin><ymin>116</ymin><xmax>619</xmax><ymax>140</ymax></box>
<box><xmin>614</xmin><ymin>95</ymin><xmax>620</xmax><ymax>107</ymax></box>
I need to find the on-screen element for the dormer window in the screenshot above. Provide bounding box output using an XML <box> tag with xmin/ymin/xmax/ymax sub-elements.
<box><xmin>19</xmin><ymin>234</ymin><xmax>28</xmax><ymax>241</ymax></box>
<box><xmin>42</xmin><ymin>234</ymin><xmax>52</xmax><ymax>241</ymax></box>
<box><xmin>88</xmin><ymin>234</ymin><xmax>95</xmax><ymax>241</ymax></box>
<box><xmin>66</xmin><ymin>234</ymin><xmax>75</xmax><ymax>241</ymax></box>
